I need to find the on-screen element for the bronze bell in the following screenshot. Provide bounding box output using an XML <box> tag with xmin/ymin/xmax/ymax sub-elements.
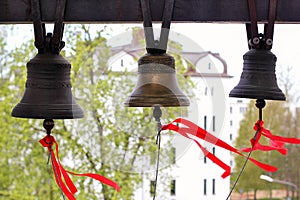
<box><xmin>124</xmin><ymin>53</ymin><xmax>190</xmax><ymax>107</ymax></box>
<box><xmin>229</xmin><ymin>49</ymin><xmax>286</xmax><ymax>101</ymax></box>
<box><xmin>11</xmin><ymin>52</ymin><xmax>84</xmax><ymax>119</ymax></box>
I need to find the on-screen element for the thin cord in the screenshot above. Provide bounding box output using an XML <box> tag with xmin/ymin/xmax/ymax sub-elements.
<box><xmin>226</xmin><ymin>130</ymin><xmax>259</xmax><ymax>200</ymax></box>
<box><xmin>152</xmin><ymin>106</ymin><xmax>162</xmax><ymax>200</ymax></box>
<box><xmin>153</xmin><ymin>131</ymin><xmax>161</xmax><ymax>200</ymax></box>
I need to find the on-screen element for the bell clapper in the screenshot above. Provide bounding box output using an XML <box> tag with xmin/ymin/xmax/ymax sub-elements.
<box><xmin>43</xmin><ymin>119</ymin><xmax>54</xmax><ymax>136</ymax></box>
<box><xmin>43</xmin><ymin>119</ymin><xmax>54</xmax><ymax>165</ymax></box>
<box><xmin>153</xmin><ymin>106</ymin><xmax>162</xmax><ymax>132</ymax></box>
<box><xmin>255</xmin><ymin>99</ymin><xmax>266</xmax><ymax>121</ymax></box>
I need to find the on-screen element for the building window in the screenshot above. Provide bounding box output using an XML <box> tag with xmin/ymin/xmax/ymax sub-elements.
<box><xmin>204</xmin><ymin>116</ymin><xmax>207</xmax><ymax>130</ymax></box>
<box><xmin>120</xmin><ymin>59</ymin><xmax>124</xmax><ymax>67</ymax></box>
<box><xmin>204</xmin><ymin>155</ymin><xmax>207</xmax><ymax>164</ymax></box>
<box><xmin>230</xmin><ymin>133</ymin><xmax>233</xmax><ymax>141</ymax></box>
<box><xmin>170</xmin><ymin>147</ymin><xmax>176</xmax><ymax>164</ymax></box>
<box><xmin>212</xmin><ymin>179</ymin><xmax>216</xmax><ymax>195</ymax></box>
<box><xmin>240</xmin><ymin>107</ymin><xmax>247</xmax><ymax>114</ymax></box>
<box><xmin>150</xmin><ymin>180</ymin><xmax>155</xmax><ymax>196</ymax></box>
<box><xmin>230</xmin><ymin>120</ymin><xmax>233</xmax><ymax>127</ymax></box>
<box><xmin>212</xmin><ymin>116</ymin><xmax>216</xmax><ymax>131</ymax></box>
<box><xmin>230</xmin><ymin>106</ymin><xmax>233</xmax><ymax>113</ymax></box>
<box><xmin>211</xmin><ymin>87</ymin><xmax>214</xmax><ymax>96</ymax></box>
<box><xmin>170</xmin><ymin>180</ymin><xmax>176</xmax><ymax>196</ymax></box>
<box><xmin>212</xmin><ymin>147</ymin><xmax>215</xmax><ymax>155</ymax></box>
<box><xmin>205</xmin><ymin>87</ymin><xmax>208</xmax><ymax>96</ymax></box>
<box><xmin>204</xmin><ymin>179</ymin><xmax>207</xmax><ymax>195</ymax></box>
<box><xmin>230</xmin><ymin>160</ymin><xmax>233</xmax><ymax>166</ymax></box>
<box><xmin>208</xmin><ymin>62</ymin><xmax>211</xmax><ymax>70</ymax></box>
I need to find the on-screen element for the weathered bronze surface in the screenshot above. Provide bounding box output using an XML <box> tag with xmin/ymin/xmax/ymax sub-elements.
<box><xmin>11</xmin><ymin>52</ymin><xmax>84</xmax><ymax>119</ymax></box>
<box><xmin>125</xmin><ymin>53</ymin><xmax>190</xmax><ymax>107</ymax></box>
<box><xmin>229</xmin><ymin>49</ymin><xmax>285</xmax><ymax>101</ymax></box>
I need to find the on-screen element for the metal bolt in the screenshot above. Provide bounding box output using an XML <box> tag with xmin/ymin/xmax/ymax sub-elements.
<box><xmin>266</xmin><ymin>38</ymin><xmax>273</xmax><ymax>46</ymax></box>
<box><xmin>253</xmin><ymin>37</ymin><xmax>260</xmax><ymax>45</ymax></box>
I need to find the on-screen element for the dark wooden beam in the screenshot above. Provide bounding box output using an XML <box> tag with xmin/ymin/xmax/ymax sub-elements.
<box><xmin>1</xmin><ymin>0</ymin><xmax>300</xmax><ymax>24</ymax></box>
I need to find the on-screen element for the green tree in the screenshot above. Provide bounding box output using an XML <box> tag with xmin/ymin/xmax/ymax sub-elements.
<box><xmin>287</xmin><ymin>108</ymin><xmax>300</xmax><ymax>198</ymax></box>
<box><xmin>275</xmin><ymin>66</ymin><xmax>300</xmax><ymax>198</ymax></box>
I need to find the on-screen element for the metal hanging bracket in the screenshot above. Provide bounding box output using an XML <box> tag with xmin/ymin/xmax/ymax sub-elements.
<box><xmin>140</xmin><ymin>0</ymin><xmax>175</xmax><ymax>54</ymax></box>
<box><xmin>31</xmin><ymin>0</ymin><xmax>66</xmax><ymax>54</ymax></box>
<box><xmin>246</xmin><ymin>0</ymin><xmax>277</xmax><ymax>50</ymax></box>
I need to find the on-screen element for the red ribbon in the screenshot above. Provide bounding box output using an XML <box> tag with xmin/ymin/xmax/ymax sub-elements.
<box><xmin>161</xmin><ymin>118</ymin><xmax>277</xmax><ymax>178</ymax></box>
<box><xmin>241</xmin><ymin>120</ymin><xmax>300</xmax><ymax>155</ymax></box>
<box><xmin>40</xmin><ymin>135</ymin><xmax>120</xmax><ymax>200</ymax></box>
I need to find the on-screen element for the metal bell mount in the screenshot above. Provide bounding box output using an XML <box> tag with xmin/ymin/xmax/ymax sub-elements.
<box><xmin>124</xmin><ymin>0</ymin><xmax>189</xmax><ymax>107</ymax></box>
<box><xmin>11</xmin><ymin>0</ymin><xmax>84</xmax><ymax>119</ymax></box>
<box><xmin>229</xmin><ymin>0</ymin><xmax>285</xmax><ymax>101</ymax></box>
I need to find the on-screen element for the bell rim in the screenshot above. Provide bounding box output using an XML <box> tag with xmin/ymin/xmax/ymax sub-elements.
<box><xmin>124</xmin><ymin>96</ymin><xmax>190</xmax><ymax>107</ymax></box>
<box><xmin>11</xmin><ymin>103</ymin><xmax>84</xmax><ymax>119</ymax></box>
<box><xmin>229</xmin><ymin>87</ymin><xmax>286</xmax><ymax>101</ymax></box>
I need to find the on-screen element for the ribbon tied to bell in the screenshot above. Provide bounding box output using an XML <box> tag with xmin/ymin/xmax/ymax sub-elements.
<box><xmin>241</xmin><ymin>120</ymin><xmax>300</xmax><ymax>155</ymax></box>
<box><xmin>40</xmin><ymin>134</ymin><xmax>120</xmax><ymax>200</ymax></box>
<box><xmin>161</xmin><ymin>118</ymin><xmax>278</xmax><ymax>178</ymax></box>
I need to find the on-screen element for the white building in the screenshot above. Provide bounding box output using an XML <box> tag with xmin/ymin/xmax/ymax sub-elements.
<box><xmin>107</xmin><ymin>28</ymin><xmax>247</xmax><ymax>200</ymax></box>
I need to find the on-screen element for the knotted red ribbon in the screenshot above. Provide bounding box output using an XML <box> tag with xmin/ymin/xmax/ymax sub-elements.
<box><xmin>241</xmin><ymin>120</ymin><xmax>300</xmax><ymax>155</ymax></box>
<box><xmin>161</xmin><ymin>118</ymin><xmax>277</xmax><ymax>178</ymax></box>
<box><xmin>40</xmin><ymin>135</ymin><xmax>120</xmax><ymax>200</ymax></box>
